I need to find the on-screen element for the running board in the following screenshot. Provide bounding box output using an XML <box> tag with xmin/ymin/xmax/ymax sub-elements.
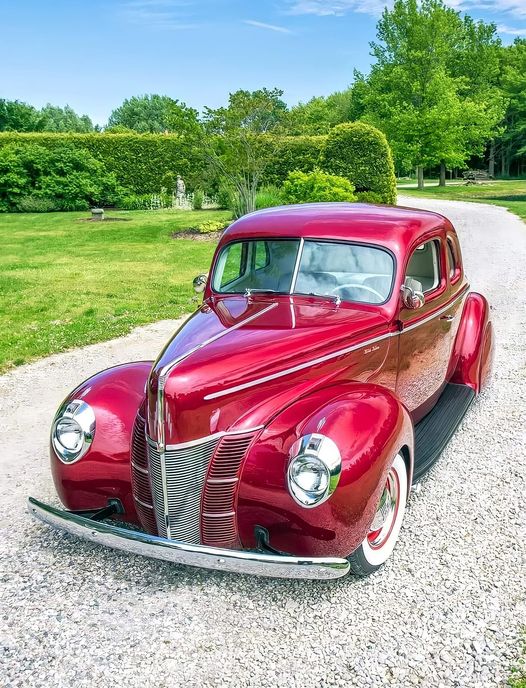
<box><xmin>413</xmin><ymin>383</ymin><xmax>475</xmax><ymax>483</ymax></box>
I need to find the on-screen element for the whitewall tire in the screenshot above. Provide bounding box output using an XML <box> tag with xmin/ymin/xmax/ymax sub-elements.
<box><xmin>347</xmin><ymin>453</ymin><xmax>408</xmax><ymax>576</ymax></box>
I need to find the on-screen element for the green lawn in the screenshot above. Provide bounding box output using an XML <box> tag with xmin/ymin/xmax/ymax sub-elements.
<box><xmin>0</xmin><ymin>208</ymin><xmax>230</xmax><ymax>372</ymax></box>
<box><xmin>398</xmin><ymin>179</ymin><xmax>526</xmax><ymax>222</ymax></box>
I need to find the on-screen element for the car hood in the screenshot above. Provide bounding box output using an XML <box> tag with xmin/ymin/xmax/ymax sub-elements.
<box><xmin>147</xmin><ymin>295</ymin><xmax>391</xmax><ymax>444</ymax></box>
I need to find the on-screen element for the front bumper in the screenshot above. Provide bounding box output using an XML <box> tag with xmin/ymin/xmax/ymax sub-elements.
<box><xmin>28</xmin><ymin>497</ymin><xmax>350</xmax><ymax>580</ymax></box>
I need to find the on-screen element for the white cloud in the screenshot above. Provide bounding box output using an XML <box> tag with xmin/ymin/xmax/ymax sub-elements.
<box><xmin>497</xmin><ymin>21</ymin><xmax>526</xmax><ymax>32</ymax></box>
<box><xmin>243</xmin><ymin>19</ymin><xmax>293</xmax><ymax>33</ymax></box>
<box><xmin>286</xmin><ymin>0</ymin><xmax>526</xmax><ymax>19</ymax></box>
<box><xmin>121</xmin><ymin>0</ymin><xmax>200</xmax><ymax>30</ymax></box>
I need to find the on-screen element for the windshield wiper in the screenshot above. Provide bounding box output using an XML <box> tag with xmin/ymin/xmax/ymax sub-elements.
<box><xmin>305</xmin><ymin>292</ymin><xmax>342</xmax><ymax>305</ymax></box>
<box><xmin>244</xmin><ymin>288</ymin><xmax>282</xmax><ymax>296</ymax></box>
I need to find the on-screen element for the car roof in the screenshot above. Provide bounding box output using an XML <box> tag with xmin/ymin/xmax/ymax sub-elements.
<box><xmin>219</xmin><ymin>203</ymin><xmax>453</xmax><ymax>254</ymax></box>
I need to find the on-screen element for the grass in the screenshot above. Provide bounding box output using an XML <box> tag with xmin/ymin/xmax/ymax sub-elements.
<box><xmin>397</xmin><ymin>178</ymin><xmax>526</xmax><ymax>222</ymax></box>
<box><xmin>0</xmin><ymin>208</ymin><xmax>230</xmax><ymax>373</ymax></box>
<box><xmin>509</xmin><ymin>631</ymin><xmax>526</xmax><ymax>687</ymax></box>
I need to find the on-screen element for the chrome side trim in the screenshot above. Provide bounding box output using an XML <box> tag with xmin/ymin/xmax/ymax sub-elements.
<box><xmin>204</xmin><ymin>330</ymin><xmax>397</xmax><ymax>400</ymax></box>
<box><xmin>28</xmin><ymin>497</ymin><xmax>350</xmax><ymax>581</ymax></box>
<box><xmin>205</xmin><ymin>287</ymin><xmax>470</xmax><ymax>401</ymax></box>
<box><xmin>402</xmin><ymin>285</ymin><xmax>469</xmax><ymax>333</ymax></box>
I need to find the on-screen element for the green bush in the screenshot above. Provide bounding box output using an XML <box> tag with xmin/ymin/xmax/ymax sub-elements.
<box><xmin>216</xmin><ymin>184</ymin><xmax>233</xmax><ymax>210</ymax></box>
<box><xmin>255</xmin><ymin>185</ymin><xmax>282</xmax><ymax>209</ymax></box>
<box><xmin>193</xmin><ymin>189</ymin><xmax>204</xmax><ymax>210</ymax></box>
<box><xmin>0</xmin><ymin>142</ymin><xmax>123</xmax><ymax>212</ymax></box>
<box><xmin>0</xmin><ymin>132</ymin><xmax>203</xmax><ymax>195</ymax></box>
<box><xmin>355</xmin><ymin>190</ymin><xmax>384</xmax><ymax>204</ymax></box>
<box><xmin>118</xmin><ymin>193</ymin><xmax>153</xmax><ymax>210</ymax></box>
<box><xmin>322</xmin><ymin>123</ymin><xmax>396</xmax><ymax>204</ymax></box>
<box><xmin>16</xmin><ymin>195</ymin><xmax>58</xmax><ymax>213</ymax></box>
<box><xmin>281</xmin><ymin>169</ymin><xmax>357</xmax><ymax>204</ymax></box>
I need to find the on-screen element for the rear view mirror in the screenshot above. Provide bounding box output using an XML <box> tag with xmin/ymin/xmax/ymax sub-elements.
<box><xmin>401</xmin><ymin>277</ymin><xmax>425</xmax><ymax>310</ymax></box>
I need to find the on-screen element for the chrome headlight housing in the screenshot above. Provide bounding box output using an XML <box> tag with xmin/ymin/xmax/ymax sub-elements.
<box><xmin>51</xmin><ymin>399</ymin><xmax>96</xmax><ymax>464</ymax></box>
<box><xmin>287</xmin><ymin>433</ymin><xmax>341</xmax><ymax>508</ymax></box>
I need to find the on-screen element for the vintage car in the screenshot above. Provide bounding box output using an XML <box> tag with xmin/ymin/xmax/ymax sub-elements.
<box><xmin>28</xmin><ymin>203</ymin><xmax>494</xmax><ymax>580</ymax></box>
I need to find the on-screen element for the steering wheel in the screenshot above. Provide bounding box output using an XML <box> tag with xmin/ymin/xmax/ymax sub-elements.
<box><xmin>330</xmin><ymin>283</ymin><xmax>385</xmax><ymax>302</ymax></box>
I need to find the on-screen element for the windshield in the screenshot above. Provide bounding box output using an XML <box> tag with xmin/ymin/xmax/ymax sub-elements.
<box><xmin>212</xmin><ymin>239</ymin><xmax>394</xmax><ymax>304</ymax></box>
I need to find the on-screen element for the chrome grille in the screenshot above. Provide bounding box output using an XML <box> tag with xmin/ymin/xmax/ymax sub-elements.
<box><xmin>130</xmin><ymin>412</ymin><xmax>158</xmax><ymax>535</ymax></box>
<box><xmin>147</xmin><ymin>436</ymin><xmax>221</xmax><ymax>542</ymax></box>
<box><xmin>202</xmin><ymin>432</ymin><xmax>257</xmax><ymax>548</ymax></box>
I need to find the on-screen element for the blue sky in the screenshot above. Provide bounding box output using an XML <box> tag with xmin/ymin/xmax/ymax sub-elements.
<box><xmin>1</xmin><ymin>0</ymin><xmax>525</xmax><ymax>125</ymax></box>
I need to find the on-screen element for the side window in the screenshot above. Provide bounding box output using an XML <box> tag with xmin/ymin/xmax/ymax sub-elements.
<box><xmin>447</xmin><ymin>238</ymin><xmax>460</xmax><ymax>283</ymax></box>
<box><xmin>406</xmin><ymin>240</ymin><xmax>440</xmax><ymax>294</ymax></box>
<box><xmin>219</xmin><ymin>242</ymin><xmax>248</xmax><ymax>288</ymax></box>
<box><xmin>253</xmin><ymin>241</ymin><xmax>270</xmax><ymax>271</ymax></box>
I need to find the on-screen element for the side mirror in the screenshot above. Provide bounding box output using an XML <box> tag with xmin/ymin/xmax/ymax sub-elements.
<box><xmin>401</xmin><ymin>278</ymin><xmax>425</xmax><ymax>310</ymax></box>
<box><xmin>193</xmin><ymin>274</ymin><xmax>208</xmax><ymax>294</ymax></box>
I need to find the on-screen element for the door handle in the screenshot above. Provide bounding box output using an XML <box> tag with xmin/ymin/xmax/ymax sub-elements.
<box><xmin>440</xmin><ymin>314</ymin><xmax>454</xmax><ymax>322</ymax></box>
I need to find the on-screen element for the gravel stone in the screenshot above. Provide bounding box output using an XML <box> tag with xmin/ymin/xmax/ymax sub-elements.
<box><xmin>1</xmin><ymin>197</ymin><xmax>525</xmax><ymax>687</ymax></box>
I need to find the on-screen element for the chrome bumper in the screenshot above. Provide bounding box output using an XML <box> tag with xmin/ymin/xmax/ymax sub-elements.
<box><xmin>28</xmin><ymin>497</ymin><xmax>350</xmax><ymax>580</ymax></box>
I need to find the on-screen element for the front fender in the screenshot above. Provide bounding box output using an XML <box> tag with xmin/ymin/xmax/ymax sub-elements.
<box><xmin>50</xmin><ymin>361</ymin><xmax>152</xmax><ymax>523</ymax></box>
<box><xmin>237</xmin><ymin>383</ymin><xmax>413</xmax><ymax>558</ymax></box>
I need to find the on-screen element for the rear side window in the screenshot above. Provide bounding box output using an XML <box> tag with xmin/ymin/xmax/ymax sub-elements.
<box><xmin>447</xmin><ymin>238</ymin><xmax>461</xmax><ymax>283</ymax></box>
<box><xmin>406</xmin><ymin>240</ymin><xmax>440</xmax><ymax>294</ymax></box>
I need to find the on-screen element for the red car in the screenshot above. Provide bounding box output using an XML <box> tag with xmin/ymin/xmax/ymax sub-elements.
<box><xmin>29</xmin><ymin>203</ymin><xmax>494</xmax><ymax>580</ymax></box>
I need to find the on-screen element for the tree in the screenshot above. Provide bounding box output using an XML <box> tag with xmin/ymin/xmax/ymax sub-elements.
<box><xmin>281</xmin><ymin>85</ymin><xmax>366</xmax><ymax>135</ymax></box>
<box><xmin>107</xmin><ymin>94</ymin><xmax>199</xmax><ymax>135</ymax></box>
<box><xmin>202</xmin><ymin>89</ymin><xmax>288</xmax><ymax>217</ymax></box>
<box><xmin>38</xmin><ymin>104</ymin><xmax>94</xmax><ymax>132</ymax></box>
<box><xmin>496</xmin><ymin>39</ymin><xmax>526</xmax><ymax>176</ymax></box>
<box><xmin>0</xmin><ymin>99</ymin><xmax>41</xmax><ymax>132</ymax></box>
<box><xmin>362</xmin><ymin>0</ymin><xmax>503</xmax><ymax>188</ymax></box>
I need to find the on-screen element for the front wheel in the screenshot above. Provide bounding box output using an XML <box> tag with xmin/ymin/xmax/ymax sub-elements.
<box><xmin>347</xmin><ymin>453</ymin><xmax>408</xmax><ymax>577</ymax></box>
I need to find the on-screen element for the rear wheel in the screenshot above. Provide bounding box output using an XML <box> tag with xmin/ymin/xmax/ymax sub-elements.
<box><xmin>347</xmin><ymin>453</ymin><xmax>408</xmax><ymax>577</ymax></box>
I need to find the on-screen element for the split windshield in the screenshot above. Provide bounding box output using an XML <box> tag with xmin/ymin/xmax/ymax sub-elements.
<box><xmin>212</xmin><ymin>238</ymin><xmax>394</xmax><ymax>305</ymax></box>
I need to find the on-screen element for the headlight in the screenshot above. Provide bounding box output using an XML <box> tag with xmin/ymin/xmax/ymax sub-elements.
<box><xmin>287</xmin><ymin>433</ymin><xmax>341</xmax><ymax>508</ymax></box>
<box><xmin>51</xmin><ymin>399</ymin><xmax>95</xmax><ymax>464</ymax></box>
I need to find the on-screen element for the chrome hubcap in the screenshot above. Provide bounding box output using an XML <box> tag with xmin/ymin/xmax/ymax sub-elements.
<box><xmin>367</xmin><ymin>469</ymin><xmax>400</xmax><ymax>549</ymax></box>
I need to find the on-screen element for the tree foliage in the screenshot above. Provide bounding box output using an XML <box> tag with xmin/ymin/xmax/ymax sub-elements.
<box><xmin>107</xmin><ymin>94</ymin><xmax>199</xmax><ymax>135</ymax></box>
<box><xmin>202</xmin><ymin>89</ymin><xmax>288</xmax><ymax>217</ymax></box>
<box><xmin>361</xmin><ymin>0</ymin><xmax>504</xmax><ymax>185</ymax></box>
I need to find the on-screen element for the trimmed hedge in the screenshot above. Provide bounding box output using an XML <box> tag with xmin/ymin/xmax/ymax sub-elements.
<box><xmin>262</xmin><ymin>135</ymin><xmax>325</xmax><ymax>186</ymax></box>
<box><xmin>0</xmin><ymin>125</ymin><xmax>396</xmax><ymax>204</ymax></box>
<box><xmin>0</xmin><ymin>132</ymin><xmax>203</xmax><ymax>195</ymax></box>
<box><xmin>323</xmin><ymin>123</ymin><xmax>397</xmax><ymax>204</ymax></box>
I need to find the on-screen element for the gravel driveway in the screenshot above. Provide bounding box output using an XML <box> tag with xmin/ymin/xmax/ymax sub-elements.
<box><xmin>1</xmin><ymin>197</ymin><xmax>525</xmax><ymax>688</ymax></box>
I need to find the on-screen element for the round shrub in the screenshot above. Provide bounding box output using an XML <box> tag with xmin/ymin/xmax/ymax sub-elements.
<box><xmin>281</xmin><ymin>169</ymin><xmax>357</xmax><ymax>205</ymax></box>
<box><xmin>322</xmin><ymin>123</ymin><xmax>396</xmax><ymax>205</ymax></box>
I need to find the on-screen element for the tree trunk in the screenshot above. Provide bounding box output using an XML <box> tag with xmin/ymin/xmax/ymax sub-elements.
<box><xmin>439</xmin><ymin>162</ymin><xmax>446</xmax><ymax>187</ymax></box>
<box><xmin>488</xmin><ymin>140</ymin><xmax>495</xmax><ymax>178</ymax></box>
<box><xmin>416</xmin><ymin>165</ymin><xmax>424</xmax><ymax>190</ymax></box>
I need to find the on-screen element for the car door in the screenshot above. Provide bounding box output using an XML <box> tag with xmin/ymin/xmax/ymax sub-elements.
<box><xmin>396</xmin><ymin>236</ymin><xmax>454</xmax><ymax>421</ymax></box>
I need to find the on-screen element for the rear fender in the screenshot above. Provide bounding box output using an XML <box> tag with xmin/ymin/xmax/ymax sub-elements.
<box><xmin>449</xmin><ymin>293</ymin><xmax>494</xmax><ymax>392</ymax></box>
<box><xmin>50</xmin><ymin>361</ymin><xmax>152</xmax><ymax>523</ymax></box>
<box><xmin>237</xmin><ymin>383</ymin><xmax>413</xmax><ymax>558</ymax></box>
